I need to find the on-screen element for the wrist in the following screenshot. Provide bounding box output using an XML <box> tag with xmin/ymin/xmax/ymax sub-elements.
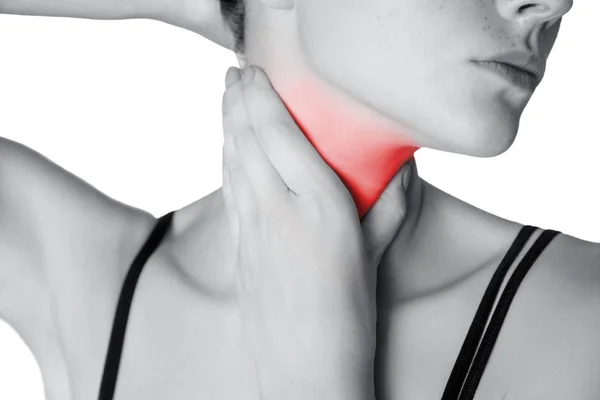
<box><xmin>255</xmin><ymin>343</ymin><xmax>376</xmax><ymax>400</ymax></box>
<box><xmin>251</xmin><ymin>323</ymin><xmax>376</xmax><ymax>375</ymax></box>
<box><xmin>258</xmin><ymin>367</ymin><xmax>376</xmax><ymax>400</ymax></box>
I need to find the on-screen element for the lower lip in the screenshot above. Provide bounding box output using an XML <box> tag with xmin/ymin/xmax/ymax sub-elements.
<box><xmin>473</xmin><ymin>61</ymin><xmax>537</xmax><ymax>92</ymax></box>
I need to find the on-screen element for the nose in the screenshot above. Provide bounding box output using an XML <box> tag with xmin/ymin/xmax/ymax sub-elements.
<box><xmin>497</xmin><ymin>0</ymin><xmax>573</xmax><ymax>26</ymax></box>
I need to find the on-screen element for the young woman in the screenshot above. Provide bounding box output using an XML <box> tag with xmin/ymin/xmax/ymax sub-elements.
<box><xmin>2</xmin><ymin>0</ymin><xmax>596</xmax><ymax>400</ymax></box>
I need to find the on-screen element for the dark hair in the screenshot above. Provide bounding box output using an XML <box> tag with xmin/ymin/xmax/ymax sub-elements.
<box><xmin>219</xmin><ymin>0</ymin><xmax>246</xmax><ymax>54</ymax></box>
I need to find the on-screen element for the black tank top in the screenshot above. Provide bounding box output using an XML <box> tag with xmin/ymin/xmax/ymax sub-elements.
<box><xmin>96</xmin><ymin>213</ymin><xmax>560</xmax><ymax>400</ymax></box>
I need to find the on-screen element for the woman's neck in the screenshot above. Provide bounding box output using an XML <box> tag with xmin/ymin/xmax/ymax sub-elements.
<box><xmin>172</xmin><ymin>60</ymin><xmax>518</xmax><ymax>307</ymax></box>
<box><xmin>258</xmin><ymin>58</ymin><xmax>420</xmax><ymax>218</ymax></box>
<box><xmin>252</xmin><ymin>60</ymin><xmax>518</xmax><ymax>305</ymax></box>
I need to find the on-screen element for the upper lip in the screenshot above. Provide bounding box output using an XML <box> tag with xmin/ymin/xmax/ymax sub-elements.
<box><xmin>476</xmin><ymin>50</ymin><xmax>544</xmax><ymax>84</ymax></box>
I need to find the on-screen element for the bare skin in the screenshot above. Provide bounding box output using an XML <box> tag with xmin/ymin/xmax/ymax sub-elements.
<box><xmin>3</xmin><ymin>0</ymin><xmax>600</xmax><ymax>399</ymax></box>
<box><xmin>2</xmin><ymin>136</ymin><xmax>600</xmax><ymax>400</ymax></box>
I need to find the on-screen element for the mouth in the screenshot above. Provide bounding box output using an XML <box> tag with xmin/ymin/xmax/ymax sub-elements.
<box><xmin>472</xmin><ymin>61</ymin><xmax>539</xmax><ymax>92</ymax></box>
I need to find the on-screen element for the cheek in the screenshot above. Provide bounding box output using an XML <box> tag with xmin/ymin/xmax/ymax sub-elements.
<box><xmin>295</xmin><ymin>0</ymin><xmax>451</xmax><ymax>124</ymax></box>
<box><xmin>400</xmin><ymin>64</ymin><xmax>525</xmax><ymax>156</ymax></box>
<box><xmin>295</xmin><ymin>0</ymin><xmax>521</xmax><ymax>156</ymax></box>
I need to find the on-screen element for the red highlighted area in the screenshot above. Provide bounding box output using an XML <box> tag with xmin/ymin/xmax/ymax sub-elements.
<box><xmin>275</xmin><ymin>72</ymin><xmax>420</xmax><ymax>219</ymax></box>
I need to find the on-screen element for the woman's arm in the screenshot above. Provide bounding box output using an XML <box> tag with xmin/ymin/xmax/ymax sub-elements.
<box><xmin>0</xmin><ymin>0</ymin><xmax>150</xmax><ymax>20</ymax></box>
<box><xmin>0</xmin><ymin>136</ymin><xmax>145</xmax><ymax>347</ymax></box>
<box><xmin>0</xmin><ymin>0</ymin><xmax>236</xmax><ymax>51</ymax></box>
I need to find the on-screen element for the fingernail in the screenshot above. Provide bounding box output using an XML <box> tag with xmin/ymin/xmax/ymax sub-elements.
<box><xmin>242</xmin><ymin>65</ymin><xmax>255</xmax><ymax>84</ymax></box>
<box><xmin>402</xmin><ymin>164</ymin><xmax>412</xmax><ymax>191</ymax></box>
<box><xmin>225</xmin><ymin>67</ymin><xmax>242</xmax><ymax>88</ymax></box>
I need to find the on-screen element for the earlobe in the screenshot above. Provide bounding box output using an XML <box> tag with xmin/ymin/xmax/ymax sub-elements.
<box><xmin>259</xmin><ymin>0</ymin><xmax>295</xmax><ymax>10</ymax></box>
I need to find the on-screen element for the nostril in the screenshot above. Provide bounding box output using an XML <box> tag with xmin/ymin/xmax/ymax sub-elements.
<box><xmin>518</xmin><ymin>4</ymin><xmax>537</xmax><ymax>12</ymax></box>
<box><xmin>518</xmin><ymin>4</ymin><xmax>551</xmax><ymax>13</ymax></box>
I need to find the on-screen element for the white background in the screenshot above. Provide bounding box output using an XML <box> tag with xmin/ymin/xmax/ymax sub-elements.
<box><xmin>0</xmin><ymin>3</ymin><xmax>598</xmax><ymax>398</ymax></box>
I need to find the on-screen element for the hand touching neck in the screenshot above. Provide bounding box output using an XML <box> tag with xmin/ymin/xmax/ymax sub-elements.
<box><xmin>254</xmin><ymin>58</ymin><xmax>420</xmax><ymax>218</ymax></box>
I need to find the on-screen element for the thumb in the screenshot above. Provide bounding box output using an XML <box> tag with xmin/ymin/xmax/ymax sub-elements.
<box><xmin>361</xmin><ymin>161</ymin><xmax>412</xmax><ymax>270</ymax></box>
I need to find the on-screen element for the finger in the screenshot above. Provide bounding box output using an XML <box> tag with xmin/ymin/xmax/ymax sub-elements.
<box><xmin>240</xmin><ymin>65</ymin><xmax>340</xmax><ymax>197</ymax></box>
<box><xmin>223</xmin><ymin>67</ymin><xmax>290</xmax><ymax>214</ymax></box>
<box><xmin>361</xmin><ymin>162</ymin><xmax>412</xmax><ymax>269</ymax></box>
<box><xmin>223</xmin><ymin>112</ymin><xmax>260</xmax><ymax>232</ymax></box>
<box><xmin>222</xmin><ymin>68</ymin><xmax>240</xmax><ymax>238</ymax></box>
<box><xmin>225</xmin><ymin>66</ymin><xmax>242</xmax><ymax>89</ymax></box>
<box><xmin>222</xmin><ymin>67</ymin><xmax>241</xmax><ymax>242</ymax></box>
<box><xmin>223</xmin><ymin>158</ymin><xmax>252</xmax><ymax>297</ymax></box>
<box><xmin>222</xmin><ymin>142</ymin><xmax>240</xmax><ymax>244</ymax></box>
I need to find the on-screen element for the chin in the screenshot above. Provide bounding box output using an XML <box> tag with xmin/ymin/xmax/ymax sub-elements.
<box><xmin>412</xmin><ymin>109</ymin><xmax>521</xmax><ymax>158</ymax></box>
<box><xmin>454</xmin><ymin>125</ymin><xmax>519</xmax><ymax>158</ymax></box>
<box><xmin>465</xmin><ymin>131</ymin><xmax>518</xmax><ymax>158</ymax></box>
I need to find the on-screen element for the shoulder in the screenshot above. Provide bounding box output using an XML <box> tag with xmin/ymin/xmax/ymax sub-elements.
<box><xmin>529</xmin><ymin>230</ymin><xmax>600</xmax><ymax>327</ymax></box>
<box><xmin>0</xmin><ymin>136</ymin><xmax>155</xmax><ymax>271</ymax></box>
<box><xmin>545</xmin><ymin>230</ymin><xmax>600</xmax><ymax>283</ymax></box>
<box><xmin>487</xmin><ymin>230</ymin><xmax>600</xmax><ymax>399</ymax></box>
<box><xmin>525</xmin><ymin>229</ymin><xmax>600</xmax><ymax>299</ymax></box>
<box><xmin>501</xmin><ymin>230</ymin><xmax>600</xmax><ymax>382</ymax></box>
<box><xmin>0</xmin><ymin>136</ymin><xmax>155</xmax><ymax>338</ymax></box>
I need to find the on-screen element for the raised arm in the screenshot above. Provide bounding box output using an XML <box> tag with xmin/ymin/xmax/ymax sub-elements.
<box><xmin>0</xmin><ymin>0</ymin><xmax>150</xmax><ymax>20</ymax></box>
<box><xmin>0</xmin><ymin>0</ymin><xmax>236</xmax><ymax>50</ymax></box>
<box><xmin>0</xmin><ymin>136</ymin><xmax>151</xmax><ymax>357</ymax></box>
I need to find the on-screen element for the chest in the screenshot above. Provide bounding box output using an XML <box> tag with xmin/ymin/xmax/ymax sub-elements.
<box><xmin>375</xmin><ymin>271</ymin><xmax>600</xmax><ymax>400</ymax></box>
<box><xmin>45</xmin><ymin>243</ymin><xmax>600</xmax><ymax>400</ymax></box>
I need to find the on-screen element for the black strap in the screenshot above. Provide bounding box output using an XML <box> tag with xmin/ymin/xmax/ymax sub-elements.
<box><xmin>457</xmin><ymin>228</ymin><xmax>560</xmax><ymax>400</ymax></box>
<box><xmin>441</xmin><ymin>225</ymin><xmax>537</xmax><ymax>399</ymax></box>
<box><xmin>441</xmin><ymin>226</ymin><xmax>561</xmax><ymax>400</ymax></box>
<box><xmin>97</xmin><ymin>210</ymin><xmax>175</xmax><ymax>400</ymax></box>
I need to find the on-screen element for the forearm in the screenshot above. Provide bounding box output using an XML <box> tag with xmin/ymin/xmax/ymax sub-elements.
<box><xmin>0</xmin><ymin>0</ymin><xmax>159</xmax><ymax>20</ymax></box>
<box><xmin>242</xmin><ymin>290</ymin><xmax>379</xmax><ymax>400</ymax></box>
<box><xmin>0</xmin><ymin>0</ymin><xmax>236</xmax><ymax>51</ymax></box>
<box><xmin>256</xmin><ymin>348</ymin><xmax>377</xmax><ymax>400</ymax></box>
<box><xmin>260</xmin><ymin>375</ymin><xmax>377</xmax><ymax>400</ymax></box>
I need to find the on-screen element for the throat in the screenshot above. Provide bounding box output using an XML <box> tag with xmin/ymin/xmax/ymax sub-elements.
<box><xmin>272</xmin><ymin>67</ymin><xmax>420</xmax><ymax>218</ymax></box>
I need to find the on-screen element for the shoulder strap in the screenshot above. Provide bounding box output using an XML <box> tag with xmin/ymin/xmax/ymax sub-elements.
<box><xmin>442</xmin><ymin>226</ymin><xmax>561</xmax><ymax>400</ymax></box>
<box><xmin>97</xmin><ymin>210</ymin><xmax>175</xmax><ymax>400</ymax></box>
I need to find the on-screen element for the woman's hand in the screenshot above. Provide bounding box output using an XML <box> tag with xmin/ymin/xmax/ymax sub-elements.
<box><xmin>221</xmin><ymin>64</ymin><xmax>411</xmax><ymax>399</ymax></box>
